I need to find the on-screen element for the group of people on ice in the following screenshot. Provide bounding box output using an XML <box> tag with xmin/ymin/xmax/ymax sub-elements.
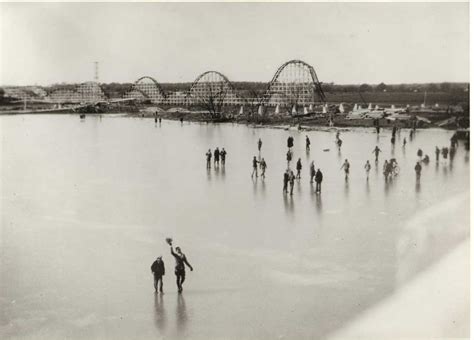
<box><xmin>206</xmin><ymin>147</ymin><xmax>227</xmax><ymax>168</ymax></box>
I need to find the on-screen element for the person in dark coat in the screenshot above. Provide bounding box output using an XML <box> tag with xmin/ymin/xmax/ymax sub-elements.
<box><xmin>151</xmin><ymin>256</ymin><xmax>165</xmax><ymax>293</ymax></box>
<box><xmin>415</xmin><ymin>162</ymin><xmax>422</xmax><ymax>179</ymax></box>
<box><xmin>206</xmin><ymin>149</ymin><xmax>212</xmax><ymax>168</ymax></box>
<box><xmin>214</xmin><ymin>147</ymin><xmax>220</xmax><ymax>166</ymax></box>
<box><xmin>287</xmin><ymin>136</ymin><xmax>294</xmax><ymax>149</ymax></box>
<box><xmin>170</xmin><ymin>245</ymin><xmax>193</xmax><ymax>293</ymax></box>
<box><xmin>286</xmin><ymin>150</ymin><xmax>292</xmax><ymax>167</ymax></box>
<box><xmin>220</xmin><ymin>148</ymin><xmax>227</xmax><ymax>166</ymax></box>
<box><xmin>296</xmin><ymin>158</ymin><xmax>302</xmax><ymax>179</ymax></box>
<box><xmin>315</xmin><ymin>169</ymin><xmax>323</xmax><ymax>193</ymax></box>
<box><xmin>283</xmin><ymin>170</ymin><xmax>290</xmax><ymax>193</ymax></box>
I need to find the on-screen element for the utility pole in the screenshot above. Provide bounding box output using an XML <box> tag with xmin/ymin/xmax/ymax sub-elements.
<box><xmin>94</xmin><ymin>61</ymin><xmax>99</xmax><ymax>82</ymax></box>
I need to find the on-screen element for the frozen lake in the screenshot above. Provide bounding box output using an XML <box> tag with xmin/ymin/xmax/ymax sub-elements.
<box><xmin>0</xmin><ymin>115</ymin><xmax>469</xmax><ymax>339</ymax></box>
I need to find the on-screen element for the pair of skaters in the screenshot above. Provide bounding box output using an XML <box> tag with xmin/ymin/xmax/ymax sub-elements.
<box><xmin>308</xmin><ymin>161</ymin><xmax>323</xmax><ymax>193</ymax></box>
<box><xmin>251</xmin><ymin>156</ymin><xmax>267</xmax><ymax>178</ymax></box>
<box><xmin>151</xmin><ymin>241</ymin><xmax>193</xmax><ymax>294</ymax></box>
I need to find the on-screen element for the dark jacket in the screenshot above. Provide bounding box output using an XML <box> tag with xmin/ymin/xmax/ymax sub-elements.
<box><xmin>315</xmin><ymin>170</ymin><xmax>323</xmax><ymax>183</ymax></box>
<box><xmin>151</xmin><ymin>259</ymin><xmax>165</xmax><ymax>276</ymax></box>
<box><xmin>287</xmin><ymin>137</ymin><xmax>294</xmax><ymax>148</ymax></box>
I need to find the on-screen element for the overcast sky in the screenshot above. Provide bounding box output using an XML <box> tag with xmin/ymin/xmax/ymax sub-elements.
<box><xmin>0</xmin><ymin>2</ymin><xmax>469</xmax><ymax>86</ymax></box>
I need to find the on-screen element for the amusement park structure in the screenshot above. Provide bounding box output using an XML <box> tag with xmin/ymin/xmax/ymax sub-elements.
<box><xmin>121</xmin><ymin>59</ymin><xmax>326</xmax><ymax>113</ymax></box>
<box><xmin>2</xmin><ymin>60</ymin><xmax>327</xmax><ymax>113</ymax></box>
<box><xmin>47</xmin><ymin>82</ymin><xmax>106</xmax><ymax>104</ymax></box>
<box><xmin>123</xmin><ymin>76</ymin><xmax>166</xmax><ymax>103</ymax></box>
<box><xmin>261</xmin><ymin>59</ymin><xmax>326</xmax><ymax>106</ymax></box>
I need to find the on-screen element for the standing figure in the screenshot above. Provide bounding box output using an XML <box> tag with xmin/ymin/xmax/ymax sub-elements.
<box><xmin>206</xmin><ymin>149</ymin><xmax>212</xmax><ymax>168</ymax></box>
<box><xmin>451</xmin><ymin>134</ymin><xmax>458</xmax><ymax>148</ymax></box>
<box><xmin>415</xmin><ymin>161</ymin><xmax>422</xmax><ymax>179</ymax></box>
<box><xmin>373</xmin><ymin>146</ymin><xmax>382</xmax><ymax>162</ymax></box>
<box><xmin>341</xmin><ymin>159</ymin><xmax>350</xmax><ymax>179</ymax></box>
<box><xmin>251</xmin><ymin>156</ymin><xmax>259</xmax><ymax>178</ymax></box>
<box><xmin>374</xmin><ymin>119</ymin><xmax>380</xmax><ymax>134</ymax></box>
<box><xmin>289</xmin><ymin>170</ymin><xmax>296</xmax><ymax>195</ymax></box>
<box><xmin>315</xmin><ymin>169</ymin><xmax>323</xmax><ymax>193</ymax></box>
<box><xmin>309</xmin><ymin>161</ymin><xmax>316</xmax><ymax>183</ymax></box>
<box><xmin>435</xmin><ymin>146</ymin><xmax>440</xmax><ymax>162</ymax></box>
<box><xmin>306</xmin><ymin>135</ymin><xmax>311</xmax><ymax>151</ymax></box>
<box><xmin>296</xmin><ymin>158</ymin><xmax>302</xmax><ymax>179</ymax></box>
<box><xmin>170</xmin><ymin>244</ymin><xmax>193</xmax><ymax>293</ymax></box>
<box><xmin>151</xmin><ymin>256</ymin><xmax>165</xmax><ymax>293</ymax></box>
<box><xmin>390</xmin><ymin>136</ymin><xmax>395</xmax><ymax>145</ymax></box>
<box><xmin>220</xmin><ymin>148</ymin><xmax>227</xmax><ymax>166</ymax></box>
<box><xmin>449</xmin><ymin>146</ymin><xmax>455</xmax><ymax>161</ymax></box>
<box><xmin>364</xmin><ymin>160</ymin><xmax>371</xmax><ymax>180</ymax></box>
<box><xmin>258</xmin><ymin>138</ymin><xmax>262</xmax><ymax>152</ymax></box>
<box><xmin>409</xmin><ymin>130</ymin><xmax>414</xmax><ymax>140</ymax></box>
<box><xmin>260</xmin><ymin>158</ymin><xmax>267</xmax><ymax>179</ymax></box>
<box><xmin>283</xmin><ymin>170</ymin><xmax>290</xmax><ymax>193</ymax></box>
<box><xmin>417</xmin><ymin>148</ymin><xmax>423</xmax><ymax>158</ymax></box>
<box><xmin>442</xmin><ymin>147</ymin><xmax>449</xmax><ymax>159</ymax></box>
<box><xmin>287</xmin><ymin>136</ymin><xmax>294</xmax><ymax>149</ymax></box>
<box><xmin>337</xmin><ymin>138</ymin><xmax>343</xmax><ymax>150</ymax></box>
<box><xmin>286</xmin><ymin>136</ymin><xmax>293</xmax><ymax>149</ymax></box>
<box><xmin>403</xmin><ymin>138</ymin><xmax>407</xmax><ymax>147</ymax></box>
<box><xmin>286</xmin><ymin>150</ymin><xmax>292</xmax><ymax>167</ymax></box>
<box><xmin>159</xmin><ymin>117</ymin><xmax>162</xmax><ymax>124</ymax></box>
<box><xmin>214</xmin><ymin>147</ymin><xmax>220</xmax><ymax>166</ymax></box>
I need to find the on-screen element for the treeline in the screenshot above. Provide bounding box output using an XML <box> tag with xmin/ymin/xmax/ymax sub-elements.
<box><xmin>42</xmin><ymin>81</ymin><xmax>469</xmax><ymax>98</ymax></box>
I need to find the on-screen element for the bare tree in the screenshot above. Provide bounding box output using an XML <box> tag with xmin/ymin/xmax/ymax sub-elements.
<box><xmin>191</xmin><ymin>82</ymin><xmax>228</xmax><ymax>120</ymax></box>
<box><xmin>242</xmin><ymin>88</ymin><xmax>265</xmax><ymax>122</ymax></box>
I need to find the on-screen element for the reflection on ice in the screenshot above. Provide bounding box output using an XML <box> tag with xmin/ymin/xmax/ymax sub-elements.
<box><xmin>176</xmin><ymin>295</ymin><xmax>188</xmax><ymax>337</ymax></box>
<box><xmin>154</xmin><ymin>293</ymin><xmax>167</xmax><ymax>333</ymax></box>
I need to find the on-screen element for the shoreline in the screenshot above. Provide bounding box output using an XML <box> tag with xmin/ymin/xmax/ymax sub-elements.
<box><xmin>0</xmin><ymin>109</ymin><xmax>465</xmax><ymax>131</ymax></box>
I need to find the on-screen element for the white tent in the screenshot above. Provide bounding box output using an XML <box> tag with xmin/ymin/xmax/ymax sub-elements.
<box><xmin>339</xmin><ymin>103</ymin><xmax>345</xmax><ymax>113</ymax></box>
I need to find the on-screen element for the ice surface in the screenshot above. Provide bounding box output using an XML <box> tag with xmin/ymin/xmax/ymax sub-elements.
<box><xmin>0</xmin><ymin>115</ymin><xmax>469</xmax><ymax>339</ymax></box>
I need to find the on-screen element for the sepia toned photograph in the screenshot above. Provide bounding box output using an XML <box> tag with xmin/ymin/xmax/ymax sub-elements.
<box><xmin>0</xmin><ymin>1</ymin><xmax>470</xmax><ymax>339</ymax></box>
